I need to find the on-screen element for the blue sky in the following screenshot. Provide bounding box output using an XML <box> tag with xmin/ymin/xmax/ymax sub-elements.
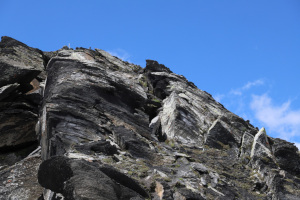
<box><xmin>1</xmin><ymin>0</ymin><xmax>300</xmax><ymax>148</ymax></box>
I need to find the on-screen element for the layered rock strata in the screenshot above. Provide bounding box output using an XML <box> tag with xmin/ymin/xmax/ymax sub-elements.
<box><xmin>0</xmin><ymin>36</ymin><xmax>46</xmax><ymax>199</ymax></box>
<box><xmin>1</xmin><ymin>36</ymin><xmax>300</xmax><ymax>200</ymax></box>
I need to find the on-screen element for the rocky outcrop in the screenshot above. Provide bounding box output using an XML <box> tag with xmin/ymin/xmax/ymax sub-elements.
<box><xmin>1</xmin><ymin>36</ymin><xmax>300</xmax><ymax>199</ymax></box>
<box><xmin>0</xmin><ymin>36</ymin><xmax>46</xmax><ymax>166</ymax></box>
<box><xmin>38</xmin><ymin>156</ymin><xmax>148</xmax><ymax>200</ymax></box>
<box><xmin>0</xmin><ymin>36</ymin><xmax>46</xmax><ymax>199</ymax></box>
<box><xmin>0</xmin><ymin>150</ymin><xmax>43</xmax><ymax>200</ymax></box>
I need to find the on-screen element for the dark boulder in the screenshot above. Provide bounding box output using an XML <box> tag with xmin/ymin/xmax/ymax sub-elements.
<box><xmin>272</xmin><ymin>138</ymin><xmax>300</xmax><ymax>176</ymax></box>
<box><xmin>113</xmin><ymin>126</ymin><xmax>154</xmax><ymax>159</ymax></box>
<box><xmin>0</xmin><ymin>36</ymin><xmax>46</xmax><ymax>90</ymax></box>
<box><xmin>38</xmin><ymin>156</ymin><xmax>147</xmax><ymax>200</ymax></box>
<box><xmin>205</xmin><ymin>119</ymin><xmax>238</xmax><ymax>149</ymax></box>
<box><xmin>145</xmin><ymin>59</ymin><xmax>173</xmax><ymax>73</ymax></box>
<box><xmin>99</xmin><ymin>166</ymin><xmax>149</xmax><ymax>198</ymax></box>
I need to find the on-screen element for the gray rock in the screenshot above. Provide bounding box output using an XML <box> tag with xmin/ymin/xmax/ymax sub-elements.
<box><xmin>0</xmin><ymin>154</ymin><xmax>43</xmax><ymax>200</ymax></box>
<box><xmin>250</xmin><ymin>127</ymin><xmax>272</xmax><ymax>158</ymax></box>
<box><xmin>159</xmin><ymin>92</ymin><xmax>205</xmax><ymax>145</ymax></box>
<box><xmin>191</xmin><ymin>162</ymin><xmax>208</xmax><ymax>174</ymax></box>
<box><xmin>0</xmin><ymin>101</ymin><xmax>38</xmax><ymax>148</ymax></box>
<box><xmin>145</xmin><ymin>59</ymin><xmax>172</xmax><ymax>73</ymax></box>
<box><xmin>0</xmin><ymin>83</ymin><xmax>20</xmax><ymax>101</ymax></box>
<box><xmin>38</xmin><ymin>156</ymin><xmax>148</xmax><ymax>200</ymax></box>
<box><xmin>205</xmin><ymin>119</ymin><xmax>238</xmax><ymax>149</ymax></box>
<box><xmin>0</xmin><ymin>36</ymin><xmax>45</xmax><ymax>159</ymax></box>
<box><xmin>271</xmin><ymin>138</ymin><xmax>300</xmax><ymax>176</ymax></box>
<box><xmin>1</xmin><ymin>37</ymin><xmax>300</xmax><ymax>199</ymax></box>
<box><xmin>0</xmin><ymin>36</ymin><xmax>46</xmax><ymax>90</ymax></box>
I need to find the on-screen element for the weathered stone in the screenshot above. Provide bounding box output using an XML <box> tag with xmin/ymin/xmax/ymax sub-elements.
<box><xmin>0</xmin><ymin>101</ymin><xmax>38</xmax><ymax>148</ymax></box>
<box><xmin>40</xmin><ymin>53</ymin><xmax>150</xmax><ymax>159</ymax></box>
<box><xmin>1</xmin><ymin>37</ymin><xmax>300</xmax><ymax>199</ymax></box>
<box><xmin>0</xmin><ymin>153</ymin><xmax>43</xmax><ymax>200</ymax></box>
<box><xmin>159</xmin><ymin>92</ymin><xmax>205</xmax><ymax>145</ymax></box>
<box><xmin>0</xmin><ymin>83</ymin><xmax>20</xmax><ymax>101</ymax></box>
<box><xmin>149</xmin><ymin>115</ymin><xmax>164</xmax><ymax>141</ymax></box>
<box><xmin>0</xmin><ymin>143</ymin><xmax>38</xmax><ymax>167</ymax></box>
<box><xmin>113</xmin><ymin>126</ymin><xmax>153</xmax><ymax>159</ymax></box>
<box><xmin>0</xmin><ymin>36</ymin><xmax>45</xmax><ymax>170</ymax></box>
<box><xmin>174</xmin><ymin>189</ymin><xmax>205</xmax><ymax>200</ymax></box>
<box><xmin>191</xmin><ymin>162</ymin><xmax>208</xmax><ymax>174</ymax></box>
<box><xmin>90</xmin><ymin>140</ymin><xmax>118</xmax><ymax>155</ymax></box>
<box><xmin>99</xmin><ymin>166</ymin><xmax>149</xmax><ymax>198</ymax></box>
<box><xmin>96</xmin><ymin>49</ymin><xmax>142</xmax><ymax>73</ymax></box>
<box><xmin>38</xmin><ymin>156</ymin><xmax>147</xmax><ymax>200</ymax></box>
<box><xmin>145</xmin><ymin>60</ymin><xmax>172</xmax><ymax>73</ymax></box>
<box><xmin>250</xmin><ymin>127</ymin><xmax>272</xmax><ymax>158</ymax></box>
<box><xmin>271</xmin><ymin>138</ymin><xmax>300</xmax><ymax>176</ymax></box>
<box><xmin>239</xmin><ymin>131</ymin><xmax>254</xmax><ymax>160</ymax></box>
<box><xmin>205</xmin><ymin>119</ymin><xmax>238</xmax><ymax>149</ymax></box>
<box><xmin>0</xmin><ymin>36</ymin><xmax>46</xmax><ymax>90</ymax></box>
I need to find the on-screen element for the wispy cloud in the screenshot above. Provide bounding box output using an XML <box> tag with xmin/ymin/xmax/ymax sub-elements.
<box><xmin>107</xmin><ymin>48</ymin><xmax>131</xmax><ymax>62</ymax></box>
<box><xmin>294</xmin><ymin>142</ymin><xmax>300</xmax><ymax>150</ymax></box>
<box><xmin>213</xmin><ymin>79</ymin><xmax>300</xmax><ymax>150</ymax></box>
<box><xmin>250</xmin><ymin>93</ymin><xmax>300</xmax><ymax>144</ymax></box>
<box><xmin>213</xmin><ymin>94</ymin><xmax>225</xmax><ymax>102</ymax></box>
<box><xmin>213</xmin><ymin>79</ymin><xmax>265</xmax><ymax>102</ymax></box>
<box><xmin>230</xmin><ymin>79</ymin><xmax>264</xmax><ymax>96</ymax></box>
<box><xmin>243</xmin><ymin>80</ymin><xmax>264</xmax><ymax>90</ymax></box>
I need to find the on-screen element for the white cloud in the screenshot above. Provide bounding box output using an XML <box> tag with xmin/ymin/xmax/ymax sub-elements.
<box><xmin>294</xmin><ymin>142</ymin><xmax>300</xmax><ymax>151</ymax></box>
<box><xmin>213</xmin><ymin>94</ymin><xmax>224</xmax><ymax>102</ymax></box>
<box><xmin>230</xmin><ymin>79</ymin><xmax>264</xmax><ymax>96</ymax></box>
<box><xmin>213</xmin><ymin>79</ymin><xmax>300</xmax><ymax>149</ymax></box>
<box><xmin>213</xmin><ymin>79</ymin><xmax>265</xmax><ymax>102</ymax></box>
<box><xmin>250</xmin><ymin>93</ymin><xmax>300</xmax><ymax>142</ymax></box>
<box><xmin>230</xmin><ymin>90</ymin><xmax>243</xmax><ymax>96</ymax></box>
<box><xmin>242</xmin><ymin>79</ymin><xmax>264</xmax><ymax>90</ymax></box>
<box><xmin>107</xmin><ymin>48</ymin><xmax>131</xmax><ymax>62</ymax></box>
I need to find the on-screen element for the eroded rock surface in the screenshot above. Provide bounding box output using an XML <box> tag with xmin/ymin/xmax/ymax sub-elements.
<box><xmin>0</xmin><ymin>152</ymin><xmax>43</xmax><ymax>200</ymax></box>
<box><xmin>1</xmin><ymin>36</ymin><xmax>300</xmax><ymax>199</ymax></box>
<box><xmin>0</xmin><ymin>36</ymin><xmax>46</xmax><ymax>167</ymax></box>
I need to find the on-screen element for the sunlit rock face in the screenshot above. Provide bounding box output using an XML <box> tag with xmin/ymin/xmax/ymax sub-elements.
<box><xmin>1</xmin><ymin>36</ymin><xmax>300</xmax><ymax>200</ymax></box>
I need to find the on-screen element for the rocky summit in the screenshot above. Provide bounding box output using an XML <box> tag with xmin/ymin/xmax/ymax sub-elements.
<box><xmin>0</xmin><ymin>36</ymin><xmax>300</xmax><ymax>200</ymax></box>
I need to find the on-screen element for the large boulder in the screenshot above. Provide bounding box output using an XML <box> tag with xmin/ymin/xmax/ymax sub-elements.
<box><xmin>205</xmin><ymin>119</ymin><xmax>238</xmax><ymax>149</ymax></box>
<box><xmin>272</xmin><ymin>138</ymin><xmax>300</xmax><ymax>176</ymax></box>
<box><xmin>0</xmin><ymin>36</ymin><xmax>46</xmax><ymax>90</ymax></box>
<box><xmin>38</xmin><ymin>156</ymin><xmax>148</xmax><ymax>200</ymax></box>
<box><xmin>39</xmin><ymin>50</ymin><xmax>150</xmax><ymax>160</ymax></box>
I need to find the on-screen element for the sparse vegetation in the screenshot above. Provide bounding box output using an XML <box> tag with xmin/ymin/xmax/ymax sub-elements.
<box><xmin>102</xmin><ymin>157</ymin><xmax>115</xmax><ymax>164</ymax></box>
<box><xmin>216</xmin><ymin>141</ymin><xmax>230</xmax><ymax>150</ymax></box>
<box><xmin>285</xmin><ymin>179</ymin><xmax>294</xmax><ymax>183</ymax></box>
<box><xmin>139</xmin><ymin>76</ymin><xmax>148</xmax><ymax>88</ymax></box>
<box><xmin>165</xmin><ymin>139</ymin><xmax>176</xmax><ymax>148</ymax></box>
<box><xmin>152</xmin><ymin>97</ymin><xmax>161</xmax><ymax>103</ymax></box>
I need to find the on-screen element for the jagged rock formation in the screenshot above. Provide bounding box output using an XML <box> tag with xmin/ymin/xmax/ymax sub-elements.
<box><xmin>0</xmin><ymin>36</ymin><xmax>300</xmax><ymax>200</ymax></box>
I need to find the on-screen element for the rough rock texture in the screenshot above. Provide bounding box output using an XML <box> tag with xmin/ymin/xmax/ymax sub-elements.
<box><xmin>0</xmin><ymin>36</ymin><xmax>47</xmax><ymax>156</ymax></box>
<box><xmin>0</xmin><ymin>36</ymin><xmax>46</xmax><ymax>199</ymax></box>
<box><xmin>38</xmin><ymin>156</ymin><xmax>147</xmax><ymax>200</ymax></box>
<box><xmin>1</xmin><ymin>36</ymin><xmax>300</xmax><ymax>199</ymax></box>
<box><xmin>0</xmin><ymin>151</ymin><xmax>43</xmax><ymax>200</ymax></box>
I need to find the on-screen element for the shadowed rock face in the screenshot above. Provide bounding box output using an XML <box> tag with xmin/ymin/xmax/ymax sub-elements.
<box><xmin>0</xmin><ymin>36</ymin><xmax>46</xmax><ymax>200</ymax></box>
<box><xmin>1</xmin><ymin>37</ymin><xmax>300</xmax><ymax>200</ymax></box>
<box><xmin>38</xmin><ymin>156</ymin><xmax>148</xmax><ymax>200</ymax></box>
<box><xmin>0</xmin><ymin>37</ymin><xmax>46</xmax><ymax>154</ymax></box>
